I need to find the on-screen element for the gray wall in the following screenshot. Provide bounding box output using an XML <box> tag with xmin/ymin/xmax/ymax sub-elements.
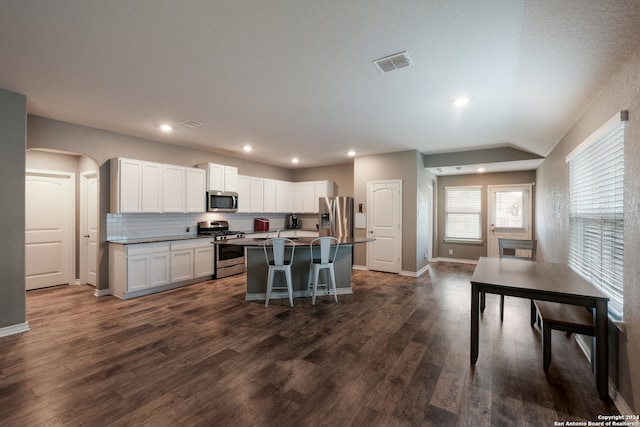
<box><xmin>353</xmin><ymin>150</ymin><xmax>428</xmax><ymax>273</ymax></box>
<box><xmin>292</xmin><ymin>163</ymin><xmax>354</xmax><ymax>197</ymax></box>
<box><xmin>437</xmin><ymin>171</ymin><xmax>537</xmax><ymax>261</ymax></box>
<box><xmin>0</xmin><ymin>89</ymin><xmax>26</xmax><ymax>330</ymax></box>
<box><xmin>536</xmin><ymin>45</ymin><xmax>640</xmax><ymax>411</ymax></box>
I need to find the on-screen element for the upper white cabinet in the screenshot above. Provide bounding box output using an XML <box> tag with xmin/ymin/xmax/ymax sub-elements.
<box><xmin>294</xmin><ymin>180</ymin><xmax>335</xmax><ymax>213</ymax></box>
<box><xmin>275</xmin><ymin>180</ymin><xmax>292</xmax><ymax>213</ymax></box>
<box><xmin>250</xmin><ymin>177</ymin><xmax>264</xmax><ymax>213</ymax></box>
<box><xmin>111</xmin><ymin>158</ymin><xmax>206</xmax><ymax>214</ymax></box>
<box><xmin>263</xmin><ymin>179</ymin><xmax>277</xmax><ymax>213</ymax></box>
<box><xmin>162</xmin><ymin>165</ymin><xmax>186</xmax><ymax>213</ymax></box>
<box><xmin>237</xmin><ymin>175</ymin><xmax>251</xmax><ymax>213</ymax></box>
<box><xmin>198</xmin><ymin>163</ymin><xmax>238</xmax><ymax>192</ymax></box>
<box><xmin>141</xmin><ymin>161</ymin><xmax>163</xmax><ymax>213</ymax></box>
<box><xmin>185</xmin><ymin>167</ymin><xmax>206</xmax><ymax>213</ymax></box>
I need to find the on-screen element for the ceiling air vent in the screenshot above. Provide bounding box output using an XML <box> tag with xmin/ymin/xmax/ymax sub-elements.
<box><xmin>372</xmin><ymin>51</ymin><xmax>412</xmax><ymax>73</ymax></box>
<box><xmin>179</xmin><ymin>119</ymin><xmax>203</xmax><ymax>128</ymax></box>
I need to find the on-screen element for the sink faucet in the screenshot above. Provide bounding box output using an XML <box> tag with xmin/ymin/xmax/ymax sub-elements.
<box><xmin>277</xmin><ymin>229</ymin><xmax>281</xmax><ymax>238</ymax></box>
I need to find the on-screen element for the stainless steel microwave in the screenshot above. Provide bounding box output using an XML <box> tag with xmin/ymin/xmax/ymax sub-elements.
<box><xmin>207</xmin><ymin>190</ymin><xmax>238</xmax><ymax>212</ymax></box>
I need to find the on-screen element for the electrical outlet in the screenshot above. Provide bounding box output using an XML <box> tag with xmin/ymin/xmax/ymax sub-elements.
<box><xmin>448</xmin><ymin>249</ymin><xmax>453</xmax><ymax>255</ymax></box>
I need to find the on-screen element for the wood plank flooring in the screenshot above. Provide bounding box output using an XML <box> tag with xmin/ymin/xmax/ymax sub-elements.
<box><xmin>0</xmin><ymin>263</ymin><xmax>618</xmax><ymax>426</ymax></box>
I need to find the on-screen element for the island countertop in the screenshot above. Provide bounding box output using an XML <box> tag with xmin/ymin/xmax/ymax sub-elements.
<box><xmin>213</xmin><ymin>236</ymin><xmax>374</xmax><ymax>246</ymax></box>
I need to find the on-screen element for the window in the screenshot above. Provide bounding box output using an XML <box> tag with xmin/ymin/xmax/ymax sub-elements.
<box><xmin>567</xmin><ymin>111</ymin><xmax>626</xmax><ymax>321</ymax></box>
<box><xmin>445</xmin><ymin>186</ymin><xmax>482</xmax><ymax>242</ymax></box>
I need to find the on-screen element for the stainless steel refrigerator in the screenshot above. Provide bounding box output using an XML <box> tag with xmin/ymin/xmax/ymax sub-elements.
<box><xmin>319</xmin><ymin>196</ymin><xmax>354</xmax><ymax>237</ymax></box>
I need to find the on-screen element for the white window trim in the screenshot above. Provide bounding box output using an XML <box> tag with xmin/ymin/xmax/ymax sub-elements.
<box><xmin>444</xmin><ymin>185</ymin><xmax>483</xmax><ymax>243</ymax></box>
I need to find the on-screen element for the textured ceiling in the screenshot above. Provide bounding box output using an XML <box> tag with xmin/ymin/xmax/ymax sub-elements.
<box><xmin>1</xmin><ymin>0</ymin><xmax>639</xmax><ymax>169</ymax></box>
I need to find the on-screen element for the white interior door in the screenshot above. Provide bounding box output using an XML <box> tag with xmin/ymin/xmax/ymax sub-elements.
<box><xmin>367</xmin><ymin>180</ymin><xmax>402</xmax><ymax>273</ymax></box>
<box><xmin>80</xmin><ymin>172</ymin><xmax>98</xmax><ymax>286</ymax></box>
<box><xmin>25</xmin><ymin>170</ymin><xmax>74</xmax><ymax>290</ymax></box>
<box><xmin>487</xmin><ymin>184</ymin><xmax>532</xmax><ymax>257</ymax></box>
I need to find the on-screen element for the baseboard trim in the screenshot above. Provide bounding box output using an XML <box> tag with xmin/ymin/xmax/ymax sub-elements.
<box><xmin>574</xmin><ymin>335</ymin><xmax>632</xmax><ymax>415</ymax></box>
<box><xmin>352</xmin><ymin>264</ymin><xmax>368</xmax><ymax>271</ymax></box>
<box><xmin>432</xmin><ymin>257</ymin><xmax>478</xmax><ymax>265</ymax></box>
<box><xmin>400</xmin><ymin>264</ymin><xmax>431</xmax><ymax>277</ymax></box>
<box><xmin>0</xmin><ymin>322</ymin><xmax>30</xmax><ymax>338</ymax></box>
<box><xmin>94</xmin><ymin>288</ymin><xmax>111</xmax><ymax>297</ymax></box>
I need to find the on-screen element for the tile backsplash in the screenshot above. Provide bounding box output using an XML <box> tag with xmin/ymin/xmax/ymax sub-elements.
<box><xmin>107</xmin><ymin>212</ymin><xmax>316</xmax><ymax>240</ymax></box>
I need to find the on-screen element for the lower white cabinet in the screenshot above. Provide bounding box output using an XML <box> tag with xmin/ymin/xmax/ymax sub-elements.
<box><xmin>110</xmin><ymin>238</ymin><xmax>214</xmax><ymax>299</ymax></box>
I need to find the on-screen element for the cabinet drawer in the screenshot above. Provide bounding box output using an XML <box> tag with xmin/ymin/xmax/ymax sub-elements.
<box><xmin>171</xmin><ymin>239</ymin><xmax>213</xmax><ymax>251</ymax></box>
<box><xmin>126</xmin><ymin>242</ymin><xmax>171</xmax><ymax>256</ymax></box>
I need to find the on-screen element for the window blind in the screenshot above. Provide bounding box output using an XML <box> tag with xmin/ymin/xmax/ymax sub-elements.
<box><xmin>567</xmin><ymin>113</ymin><xmax>626</xmax><ymax>320</ymax></box>
<box><xmin>445</xmin><ymin>186</ymin><xmax>481</xmax><ymax>240</ymax></box>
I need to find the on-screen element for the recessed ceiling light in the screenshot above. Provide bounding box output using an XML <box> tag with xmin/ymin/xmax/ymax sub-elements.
<box><xmin>452</xmin><ymin>96</ymin><xmax>470</xmax><ymax>107</ymax></box>
<box><xmin>478</xmin><ymin>167</ymin><xmax>486</xmax><ymax>173</ymax></box>
<box><xmin>348</xmin><ymin>150</ymin><xmax>356</xmax><ymax>157</ymax></box>
<box><xmin>243</xmin><ymin>145</ymin><xmax>252</xmax><ymax>152</ymax></box>
<box><xmin>291</xmin><ymin>157</ymin><xmax>299</xmax><ymax>164</ymax></box>
<box><xmin>159</xmin><ymin>124</ymin><xmax>173</xmax><ymax>133</ymax></box>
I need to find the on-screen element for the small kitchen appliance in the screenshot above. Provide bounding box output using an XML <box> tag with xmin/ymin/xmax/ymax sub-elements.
<box><xmin>288</xmin><ymin>214</ymin><xmax>301</xmax><ymax>229</ymax></box>
<box><xmin>254</xmin><ymin>218</ymin><xmax>269</xmax><ymax>232</ymax></box>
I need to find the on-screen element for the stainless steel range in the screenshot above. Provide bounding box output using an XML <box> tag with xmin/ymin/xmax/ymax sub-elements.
<box><xmin>198</xmin><ymin>221</ymin><xmax>246</xmax><ymax>278</ymax></box>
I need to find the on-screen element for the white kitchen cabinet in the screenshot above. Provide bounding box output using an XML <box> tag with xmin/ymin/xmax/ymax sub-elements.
<box><xmin>171</xmin><ymin>249</ymin><xmax>194</xmax><ymax>282</ymax></box>
<box><xmin>297</xmin><ymin>180</ymin><xmax>335</xmax><ymax>213</ymax></box>
<box><xmin>301</xmin><ymin>181</ymin><xmax>316</xmax><ymax>213</ymax></box>
<box><xmin>109</xmin><ymin>238</ymin><xmax>214</xmax><ymax>300</ymax></box>
<box><xmin>162</xmin><ymin>165</ymin><xmax>186</xmax><ymax>212</ymax></box>
<box><xmin>237</xmin><ymin>174</ymin><xmax>251</xmax><ymax>213</ymax></box>
<box><xmin>111</xmin><ymin>158</ymin><xmax>142</xmax><ymax>213</ymax></box>
<box><xmin>110</xmin><ymin>242</ymin><xmax>171</xmax><ymax>298</ymax></box>
<box><xmin>275</xmin><ymin>180</ymin><xmax>292</xmax><ymax>213</ymax></box>
<box><xmin>263</xmin><ymin>179</ymin><xmax>276</xmax><ymax>212</ymax></box>
<box><xmin>171</xmin><ymin>239</ymin><xmax>214</xmax><ymax>282</ymax></box>
<box><xmin>250</xmin><ymin>177</ymin><xmax>264</xmax><ymax>213</ymax></box>
<box><xmin>194</xmin><ymin>245</ymin><xmax>214</xmax><ymax>277</ymax></box>
<box><xmin>224</xmin><ymin>166</ymin><xmax>238</xmax><ymax>192</ymax></box>
<box><xmin>141</xmin><ymin>161</ymin><xmax>163</xmax><ymax>213</ymax></box>
<box><xmin>198</xmin><ymin>163</ymin><xmax>238</xmax><ymax>192</ymax></box>
<box><xmin>185</xmin><ymin>167</ymin><xmax>206</xmax><ymax>213</ymax></box>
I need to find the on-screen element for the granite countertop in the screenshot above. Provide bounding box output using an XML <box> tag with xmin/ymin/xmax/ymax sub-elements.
<box><xmin>108</xmin><ymin>235</ymin><xmax>213</xmax><ymax>245</ymax></box>
<box><xmin>214</xmin><ymin>236</ymin><xmax>374</xmax><ymax>246</ymax></box>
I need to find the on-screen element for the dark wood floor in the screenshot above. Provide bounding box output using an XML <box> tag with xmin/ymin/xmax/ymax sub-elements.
<box><xmin>1</xmin><ymin>263</ymin><xmax>618</xmax><ymax>426</ymax></box>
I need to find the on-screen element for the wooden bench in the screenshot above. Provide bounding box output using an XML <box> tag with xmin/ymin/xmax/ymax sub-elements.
<box><xmin>531</xmin><ymin>300</ymin><xmax>595</xmax><ymax>371</ymax></box>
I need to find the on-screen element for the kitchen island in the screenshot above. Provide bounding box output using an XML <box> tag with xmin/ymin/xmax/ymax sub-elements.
<box><xmin>216</xmin><ymin>236</ymin><xmax>372</xmax><ymax>303</ymax></box>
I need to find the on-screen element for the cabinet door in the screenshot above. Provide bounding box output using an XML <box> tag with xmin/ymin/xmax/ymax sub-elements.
<box><xmin>275</xmin><ymin>180</ymin><xmax>289</xmax><ymax>213</ymax></box>
<box><xmin>250</xmin><ymin>177</ymin><xmax>264</xmax><ymax>213</ymax></box>
<box><xmin>127</xmin><ymin>255</ymin><xmax>149</xmax><ymax>292</ymax></box>
<box><xmin>163</xmin><ymin>165</ymin><xmax>186</xmax><ymax>212</ymax></box>
<box><xmin>149</xmin><ymin>252</ymin><xmax>171</xmax><ymax>287</ymax></box>
<box><xmin>302</xmin><ymin>182</ymin><xmax>316</xmax><ymax>213</ymax></box>
<box><xmin>263</xmin><ymin>179</ymin><xmax>276</xmax><ymax>212</ymax></box>
<box><xmin>293</xmin><ymin>182</ymin><xmax>304</xmax><ymax>213</ymax></box>
<box><xmin>237</xmin><ymin>175</ymin><xmax>251</xmax><ymax>213</ymax></box>
<box><xmin>141</xmin><ymin>161</ymin><xmax>163</xmax><ymax>213</ymax></box>
<box><xmin>186</xmin><ymin>167</ymin><xmax>206</xmax><ymax>213</ymax></box>
<box><xmin>171</xmin><ymin>249</ymin><xmax>194</xmax><ymax>282</ymax></box>
<box><xmin>224</xmin><ymin>166</ymin><xmax>238</xmax><ymax>192</ymax></box>
<box><xmin>194</xmin><ymin>246</ymin><xmax>214</xmax><ymax>278</ymax></box>
<box><xmin>207</xmin><ymin>163</ymin><xmax>225</xmax><ymax>191</ymax></box>
<box><xmin>119</xmin><ymin>158</ymin><xmax>142</xmax><ymax>213</ymax></box>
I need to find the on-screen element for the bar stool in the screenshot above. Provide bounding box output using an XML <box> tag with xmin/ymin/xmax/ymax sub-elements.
<box><xmin>263</xmin><ymin>238</ymin><xmax>295</xmax><ymax>307</ymax></box>
<box><xmin>307</xmin><ymin>237</ymin><xmax>339</xmax><ymax>305</ymax></box>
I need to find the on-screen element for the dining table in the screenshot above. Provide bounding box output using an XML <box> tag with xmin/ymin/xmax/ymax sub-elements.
<box><xmin>470</xmin><ymin>257</ymin><xmax>610</xmax><ymax>400</ymax></box>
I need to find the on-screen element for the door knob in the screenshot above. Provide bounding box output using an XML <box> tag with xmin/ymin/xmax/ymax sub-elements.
<box><xmin>84</xmin><ymin>235</ymin><xmax>90</xmax><ymax>238</ymax></box>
